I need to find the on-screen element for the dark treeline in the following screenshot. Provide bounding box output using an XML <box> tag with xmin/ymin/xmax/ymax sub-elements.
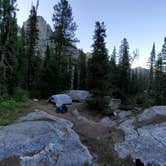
<box><xmin>0</xmin><ymin>0</ymin><xmax>166</xmax><ymax>107</ymax></box>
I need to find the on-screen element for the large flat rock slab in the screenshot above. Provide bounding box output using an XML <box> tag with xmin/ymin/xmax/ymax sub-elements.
<box><xmin>66</xmin><ymin>90</ymin><xmax>91</xmax><ymax>102</ymax></box>
<box><xmin>115</xmin><ymin>106</ymin><xmax>166</xmax><ymax>166</ymax></box>
<box><xmin>0</xmin><ymin>111</ymin><xmax>93</xmax><ymax>166</ymax></box>
<box><xmin>138</xmin><ymin>106</ymin><xmax>166</xmax><ymax>121</ymax></box>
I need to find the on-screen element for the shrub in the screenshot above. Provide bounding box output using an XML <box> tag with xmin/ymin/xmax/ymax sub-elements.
<box><xmin>83</xmin><ymin>162</ymin><xmax>90</xmax><ymax>166</ymax></box>
<box><xmin>102</xmin><ymin>108</ymin><xmax>114</xmax><ymax>116</ymax></box>
<box><xmin>13</xmin><ymin>87</ymin><xmax>29</xmax><ymax>101</ymax></box>
<box><xmin>0</xmin><ymin>98</ymin><xmax>30</xmax><ymax>109</ymax></box>
<box><xmin>0</xmin><ymin>98</ymin><xmax>31</xmax><ymax>125</ymax></box>
<box><xmin>86</xmin><ymin>95</ymin><xmax>107</xmax><ymax>111</ymax></box>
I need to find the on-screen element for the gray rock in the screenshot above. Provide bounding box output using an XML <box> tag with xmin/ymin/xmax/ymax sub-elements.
<box><xmin>115</xmin><ymin>122</ymin><xmax>166</xmax><ymax>166</ymax></box>
<box><xmin>77</xmin><ymin>116</ymin><xmax>89</xmax><ymax>123</ymax></box>
<box><xmin>99</xmin><ymin>117</ymin><xmax>116</xmax><ymax>127</ymax></box>
<box><xmin>138</xmin><ymin>106</ymin><xmax>166</xmax><ymax>121</ymax></box>
<box><xmin>0</xmin><ymin>111</ymin><xmax>93</xmax><ymax>166</ymax></box>
<box><xmin>66</xmin><ymin>90</ymin><xmax>91</xmax><ymax>102</ymax></box>
<box><xmin>117</xmin><ymin>111</ymin><xmax>131</xmax><ymax>120</ymax></box>
<box><xmin>114</xmin><ymin>106</ymin><xmax>166</xmax><ymax>165</ymax></box>
<box><xmin>17</xmin><ymin>111</ymin><xmax>73</xmax><ymax>128</ymax></box>
<box><xmin>133</xmin><ymin>107</ymin><xmax>142</xmax><ymax>112</ymax></box>
<box><xmin>72</xmin><ymin>109</ymin><xmax>80</xmax><ymax>117</ymax></box>
<box><xmin>33</xmin><ymin>99</ymin><xmax>39</xmax><ymax>102</ymax></box>
<box><xmin>108</xmin><ymin>98</ymin><xmax>121</xmax><ymax>110</ymax></box>
<box><xmin>118</xmin><ymin>119</ymin><xmax>138</xmax><ymax>140</ymax></box>
<box><xmin>23</xmin><ymin>16</ymin><xmax>53</xmax><ymax>58</ymax></box>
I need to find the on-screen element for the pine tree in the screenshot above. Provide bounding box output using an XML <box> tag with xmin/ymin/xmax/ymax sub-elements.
<box><xmin>118</xmin><ymin>38</ymin><xmax>131</xmax><ymax>97</ymax></box>
<box><xmin>108</xmin><ymin>47</ymin><xmax>118</xmax><ymax>96</ymax></box>
<box><xmin>0</xmin><ymin>0</ymin><xmax>18</xmax><ymax>96</ymax></box>
<box><xmin>73</xmin><ymin>63</ymin><xmax>79</xmax><ymax>89</ymax></box>
<box><xmin>78</xmin><ymin>50</ymin><xmax>87</xmax><ymax>89</ymax></box>
<box><xmin>119</xmin><ymin>38</ymin><xmax>129</xmax><ymax>64</ymax></box>
<box><xmin>17</xmin><ymin>27</ymin><xmax>27</xmax><ymax>88</ymax></box>
<box><xmin>88</xmin><ymin>21</ymin><xmax>109</xmax><ymax>95</ymax></box>
<box><xmin>161</xmin><ymin>37</ymin><xmax>166</xmax><ymax>72</ymax></box>
<box><xmin>154</xmin><ymin>53</ymin><xmax>164</xmax><ymax>104</ymax></box>
<box><xmin>25</xmin><ymin>2</ymin><xmax>39</xmax><ymax>91</ymax></box>
<box><xmin>148</xmin><ymin>43</ymin><xmax>156</xmax><ymax>95</ymax></box>
<box><xmin>52</xmin><ymin>0</ymin><xmax>77</xmax><ymax>91</ymax></box>
<box><xmin>154</xmin><ymin>38</ymin><xmax>166</xmax><ymax>104</ymax></box>
<box><xmin>111</xmin><ymin>46</ymin><xmax>117</xmax><ymax>64</ymax></box>
<box><xmin>41</xmin><ymin>45</ymin><xmax>55</xmax><ymax>96</ymax></box>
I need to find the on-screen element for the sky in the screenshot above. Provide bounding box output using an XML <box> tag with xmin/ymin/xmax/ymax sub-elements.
<box><xmin>17</xmin><ymin>0</ymin><xmax>166</xmax><ymax>68</ymax></box>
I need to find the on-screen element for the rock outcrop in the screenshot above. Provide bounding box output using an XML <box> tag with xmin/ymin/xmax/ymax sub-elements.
<box><xmin>137</xmin><ymin>106</ymin><xmax>166</xmax><ymax>121</ymax></box>
<box><xmin>23</xmin><ymin>16</ymin><xmax>80</xmax><ymax>59</ymax></box>
<box><xmin>23</xmin><ymin>16</ymin><xmax>53</xmax><ymax>58</ymax></box>
<box><xmin>114</xmin><ymin>106</ymin><xmax>166</xmax><ymax>166</ymax></box>
<box><xmin>66</xmin><ymin>90</ymin><xmax>91</xmax><ymax>102</ymax></box>
<box><xmin>99</xmin><ymin>117</ymin><xmax>116</xmax><ymax>127</ymax></box>
<box><xmin>0</xmin><ymin>111</ymin><xmax>93</xmax><ymax>166</ymax></box>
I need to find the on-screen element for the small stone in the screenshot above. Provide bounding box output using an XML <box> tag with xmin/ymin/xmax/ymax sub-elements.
<box><xmin>66</xmin><ymin>90</ymin><xmax>91</xmax><ymax>102</ymax></box>
<box><xmin>117</xmin><ymin>111</ymin><xmax>131</xmax><ymax>120</ymax></box>
<box><xmin>77</xmin><ymin>116</ymin><xmax>89</xmax><ymax>122</ymax></box>
<box><xmin>99</xmin><ymin>117</ymin><xmax>116</xmax><ymax>127</ymax></box>
<box><xmin>72</xmin><ymin>109</ymin><xmax>80</xmax><ymax>116</ymax></box>
<box><xmin>108</xmin><ymin>98</ymin><xmax>121</xmax><ymax>110</ymax></box>
<box><xmin>33</xmin><ymin>99</ymin><xmax>39</xmax><ymax>102</ymax></box>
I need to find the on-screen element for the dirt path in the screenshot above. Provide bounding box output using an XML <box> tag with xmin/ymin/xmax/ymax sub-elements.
<box><xmin>29</xmin><ymin>101</ymin><xmax>134</xmax><ymax>165</ymax></box>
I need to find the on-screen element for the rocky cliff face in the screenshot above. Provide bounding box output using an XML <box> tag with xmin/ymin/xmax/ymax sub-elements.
<box><xmin>23</xmin><ymin>16</ymin><xmax>53</xmax><ymax>58</ymax></box>
<box><xmin>23</xmin><ymin>16</ymin><xmax>80</xmax><ymax>59</ymax></box>
<box><xmin>36</xmin><ymin>16</ymin><xmax>53</xmax><ymax>57</ymax></box>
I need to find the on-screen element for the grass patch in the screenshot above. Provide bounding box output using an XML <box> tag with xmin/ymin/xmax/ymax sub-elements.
<box><xmin>0</xmin><ymin>98</ymin><xmax>31</xmax><ymax>125</ymax></box>
<box><xmin>102</xmin><ymin>108</ymin><xmax>114</xmax><ymax>116</ymax></box>
<box><xmin>80</xmin><ymin>136</ymin><xmax>124</xmax><ymax>166</ymax></box>
<box><xmin>80</xmin><ymin>134</ymin><xmax>134</xmax><ymax>166</ymax></box>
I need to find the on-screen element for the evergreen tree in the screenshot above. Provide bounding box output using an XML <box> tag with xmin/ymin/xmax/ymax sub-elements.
<box><xmin>73</xmin><ymin>63</ymin><xmax>79</xmax><ymax>89</ymax></box>
<box><xmin>161</xmin><ymin>38</ymin><xmax>166</xmax><ymax>57</ymax></box>
<box><xmin>148</xmin><ymin>43</ymin><xmax>156</xmax><ymax>95</ymax></box>
<box><xmin>119</xmin><ymin>38</ymin><xmax>129</xmax><ymax>64</ymax></box>
<box><xmin>154</xmin><ymin>53</ymin><xmax>164</xmax><ymax>104</ymax></box>
<box><xmin>154</xmin><ymin>38</ymin><xmax>166</xmax><ymax>104</ymax></box>
<box><xmin>108</xmin><ymin>47</ymin><xmax>118</xmax><ymax>96</ymax></box>
<box><xmin>161</xmin><ymin>37</ymin><xmax>166</xmax><ymax>72</ymax></box>
<box><xmin>17</xmin><ymin>27</ymin><xmax>27</xmax><ymax>88</ymax></box>
<box><xmin>118</xmin><ymin>38</ymin><xmax>131</xmax><ymax>97</ymax></box>
<box><xmin>0</xmin><ymin>0</ymin><xmax>18</xmax><ymax>96</ymax></box>
<box><xmin>25</xmin><ymin>2</ymin><xmax>39</xmax><ymax>91</ymax></box>
<box><xmin>111</xmin><ymin>46</ymin><xmax>117</xmax><ymax>64</ymax></box>
<box><xmin>52</xmin><ymin>0</ymin><xmax>77</xmax><ymax>91</ymax></box>
<box><xmin>78</xmin><ymin>50</ymin><xmax>87</xmax><ymax>89</ymax></box>
<box><xmin>41</xmin><ymin>45</ymin><xmax>55</xmax><ymax>96</ymax></box>
<box><xmin>88</xmin><ymin>21</ymin><xmax>109</xmax><ymax>95</ymax></box>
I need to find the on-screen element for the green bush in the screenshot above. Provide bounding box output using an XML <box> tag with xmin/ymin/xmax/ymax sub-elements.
<box><xmin>13</xmin><ymin>87</ymin><xmax>29</xmax><ymax>101</ymax></box>
<box><xmin>126</xmin><ymin>92</ymin><xmax>155</xmax><ymax>108</ymax></box>
<box><xmin>111</xmin><ymin>88</ymin><xmax>127</xmax><ymax>103</ymax></box>
<box><xmin>0</xmin><ymin>98</ymin><xmax>30</xmax><ymax>110</ymax></box>
<box><xmin>0</xmin><ymin>98</ymin><xmax>31</xmax><ymax>125</ymax></box>
<box><xmin>102</xmin><ymin>108</ymin><xmax>114</xmax><ymax>115</ymax></box>
<box><xmin>83</xmin><ymin>162</ymin><xmax>90</xmax><ymax>166</ymax></box>
<box><xmin>86</xmin><ymin>95</ymin><xmax>107</xmax><ymax>111</ymax></box>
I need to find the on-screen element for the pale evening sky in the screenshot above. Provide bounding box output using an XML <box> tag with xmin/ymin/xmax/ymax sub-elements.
<box><xmin>17</xmin><ymin>0</ymin><xmax>166</xmax><ymax>68</ymax></box>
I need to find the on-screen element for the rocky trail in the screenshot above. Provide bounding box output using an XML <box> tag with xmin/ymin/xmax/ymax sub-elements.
<box><xmin>0</xmin><ymin>100</ymin><xmax>166</xmax><ymax>166</ymax></box>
